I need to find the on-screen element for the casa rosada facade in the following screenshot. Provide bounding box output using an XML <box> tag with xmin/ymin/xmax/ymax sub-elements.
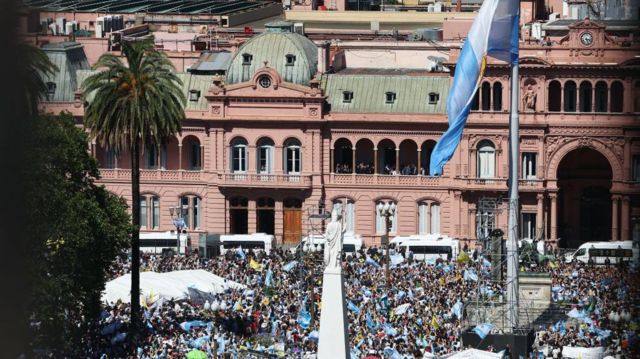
<box><xmin>41</xmin><ymin>19</ymin><xmax>640</xmax><ymax>250</ymax></box>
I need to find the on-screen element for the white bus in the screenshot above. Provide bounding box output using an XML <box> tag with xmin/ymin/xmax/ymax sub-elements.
<box><xmin>220</xmin><ymin>233</ymin><xmax>274</xmax><ymax>255</ymax></box>
<box><xmin>139</xmin><ymin>231</ymin><xmax>190</xmax><ymax>255</ymax></box>
<box><xmin>564</xmin><ymin>241</ymin><xmax>638</xmax><ymax>264</ymax></box>
<box><xmin>296</xmin><ymin>233</ymin><xmax>363</xmax><ymax>257</ymax></box>
<box><xmin>390</xmin><ymin>234</ymin><xmax>460</xmax><ymax>261</ymax></box>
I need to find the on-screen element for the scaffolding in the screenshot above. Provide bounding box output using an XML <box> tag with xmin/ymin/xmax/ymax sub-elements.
<box><xmin>468</xmin><ymin>197</ymin><xmax>533</xmax><ymax>333</ymax></box>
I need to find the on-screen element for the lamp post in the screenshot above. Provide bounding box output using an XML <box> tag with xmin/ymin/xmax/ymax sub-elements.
<box><xmin>169</xmin><ymin>205</ymin><xmax>187</xmax><ymax>255</ymax></box>
<box><xmin>302</xmin><ymin>241</ymin><xmax>320</xmax><ymax>324</ymax></box>
<box><xmin>377</xmin><ymin>201</ymin><xmax>396</xmax><ymax>288</ymax></box>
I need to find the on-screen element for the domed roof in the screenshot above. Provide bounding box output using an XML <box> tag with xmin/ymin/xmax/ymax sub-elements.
<box><xmin>226</xmin><ymin>32</ymin><xmax>318</xmax><ymax>86</ymax></box>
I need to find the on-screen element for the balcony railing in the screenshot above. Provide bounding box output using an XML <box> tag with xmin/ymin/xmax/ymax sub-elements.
<box><xmin>99</xmin><ymin>169</ymin><xmax>204</xmax><ymax>181</ymax></box>
<box><xmin>329</xmin><ymin>174</ymin><xmax>441</xmax><ymax>186</ymax></box>
<box><xmin>219</xmin><ymin>173</ymin><xmax>312</xmax><ymax>188</ymax></box>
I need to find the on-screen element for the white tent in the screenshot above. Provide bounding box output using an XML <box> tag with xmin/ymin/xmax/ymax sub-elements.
<box><xmin>102</xmin><ymin>269</ymin><xmax>245</xmax><ymax>304</ymax></box>
<box><xmin>442</xmin><ymin>348</ymin><xmax>503</xmax><ymax>359</ymax></box>
<box><xmin>562</xmin><ymin>346</ymin><xmax>605</xmax><ymax>359</ymax></box>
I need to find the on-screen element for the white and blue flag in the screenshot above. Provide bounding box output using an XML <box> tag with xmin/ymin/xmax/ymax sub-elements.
<box><xmin>430</xmin><ymin>0</ymin><xmax>520</xmax><ymax>175</ymax></box>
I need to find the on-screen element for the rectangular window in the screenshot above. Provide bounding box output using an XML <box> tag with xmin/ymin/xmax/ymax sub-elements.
<box><xmin>232</xmin><ymin>147</ymin><xmax>247</xmax><ymax>172</ymax></box>
<box><xmin>285</xmin><ymin>54</ymin><xmax>296</xmax><ymax>66</ymax></box>
<box><xmin>181</xmin><ymin>197</ymin><xmax>190</xmax><ymax>229</ymax></box>
<box><xmin>385</xmin><ymin>92</ymin><xmax>397</xmax><ymax>104</ymax></box>
<box><xmin>152</xmin><ymin>197</ymin><xmax>160</xmax><ymax>229</ymax></box>
<box><xmin>342</xmin><ymin>91</ymin><xmax>353</xmax><ymax>103</ymax></box>
<box><xmin>633</xmin><ymin>155</ymin><xmax>640</xmax><ymax>182</ymax></box>
<box><xmin>428</xmin><ymin>93</ymin><xmax>439</xmax><ymax>104</ymax></box>
<box><xmin>521</xmin><ymin>213</ymin><xmax>536</xmax><ymax>239</ymax></box>
<box><xmin>478</xmin><ymin>151</ymin><xmax>495</xmax><ymax>178</ymax></box>
<box><xmin>430</xmin><ymin>204</ymin><xmax>440</xmax><ymax>234</ymax></box>
<box><xmin>189</xmin><ymin>90</ymin><xmax>200</xmax><ymax>102</ymax></box>
<box><xmin>193</xmin><ymin>197</ymin><xmax>200</xmax><ymax>230</ymax></box>
<box><xmin>140</xmin><ymin>198</ymin><xmax>148</xmax><ymax>229</ymax></box>
<box><xmin>521</xmin><ymin>153</ymin><xmax>537</xmax><ymax>179</ymax></box>
<box><xmin>418</xmin><ymin>203</ymin><xmax>428</xmax><ymax>234</ymax></box>
<box><xmin>286</xmin><ymin>147</ymin><xmax>301</xmax><ymax>174</ymax></box>
<box><xmin>242</xmin><ymin>53</ymin><xmax>252</xmax><ymax>65</ymax></box>
<box><xmin>105</xmin><ymin>149</ymin><xmax>115</xmax><ymax>169</ymax></box>
<box><xmin>145</xmin><ymin>145</ymin><xmax>156</xmax><ymax>169</ymax></box>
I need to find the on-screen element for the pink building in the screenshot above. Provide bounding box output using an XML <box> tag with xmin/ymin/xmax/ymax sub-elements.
<box><xmin>40</xmin><ymin>18</ymin><xmax>640</xmax><ymax>250</ymax></box>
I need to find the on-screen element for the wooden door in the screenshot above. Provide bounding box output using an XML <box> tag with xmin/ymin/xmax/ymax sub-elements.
<box><xmin>283</xmin><ymin>209</ymin><xmax>302</xmax><ymax>244</ymax></box>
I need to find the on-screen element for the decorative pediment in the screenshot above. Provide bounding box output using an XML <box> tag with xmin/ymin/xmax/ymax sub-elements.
<box><xmin>519</xmin><ymin>56</ymin><xmax>551</xmax><ymax>67</ymax></box>
<box><xmin>568</xmin><ymin>17</ymin><xmax>605</xmax><ymax>31</ymax></box>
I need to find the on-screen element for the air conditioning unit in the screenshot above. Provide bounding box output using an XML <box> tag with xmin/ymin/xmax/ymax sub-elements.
<box><xmin>293</xmin><ymin>22</ymin><xmax>304</xmax><ymax>36</ymax></box>
<box><xmin>531</xmin><ymin>22</ymin><xmax>542</xmax><ymax>40</ymax></box>
<box><xmin>95</xmin><ymin>17</ymin><xmax>104</xmax><ymax>38</ymax></box>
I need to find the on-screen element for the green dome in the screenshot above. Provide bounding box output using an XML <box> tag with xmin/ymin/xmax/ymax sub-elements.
<box><xmin>226</xmin><ymin>32</ymin><xmax>318</xmax><ymax>86</ymax></box>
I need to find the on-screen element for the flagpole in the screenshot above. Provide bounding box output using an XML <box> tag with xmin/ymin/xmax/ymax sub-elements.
<box><xmin>506</xmin><ymin>56</ymin><xmax>520</xmax><ymax>331</ymax></box>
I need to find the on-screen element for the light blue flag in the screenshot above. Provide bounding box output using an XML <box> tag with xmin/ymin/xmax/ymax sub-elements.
<box><xmin>366</xmin><ymin>313</ymin><xmax>377</xmax><ymax>329</ymax></box>
<box><xmin>347</xmin><ymin>300</ymin><xmax>360</xmax><ymax>314</ymax></box>
<box><xmin>235</xmin><ymin>246</ymin><xmax>246</xmax><ymax>261</ymax></box>
<box><xmin>430</xmin><ymin>0</ymin><xmax>520</xmax><ymax>175</ymax></box>
<box><xmin>283</xmin><ymin>260</ymin><xmax>298</xmax><ymax>272</ymax></box>
<box><xmin>265</xmin><ymin>269</ymin><xmax>273</xmax><ymax>287</ymax></box>
<box><xmin>217</xmin><ymin>335</ymin><xmax>225</xmax><ymax>355</ymax></box>
<box><xmin>365</xmin><ymin>256</ymin><xmax>381</xmax><ymax>268</ymax></box>
<box><xmin>473</xmin><ymin>322</ymin><xmax>495</xmax><ymax>339</ymax></box>
<box><xmin>464</xmin><ymin>268</ymin><xmax>479</xmax><ymax>282</ymax></box>
<box><xmin>297</xmin><ymin>310</ymin><xmax>311</xmax><ymax>329</ymax></box>
<box><xmin>451</xmin><ymin>300</ymin><xmax>464</xmax><ymax>320</ymax></box>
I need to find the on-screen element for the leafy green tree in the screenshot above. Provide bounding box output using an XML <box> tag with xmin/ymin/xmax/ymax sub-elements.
<box><xmin>81</xmin><ymin>38</ymin><xmax>185</xmax><ymax>341</ymax></box>
<box><xmin>25</xmin><ymin>112</ymin><xmax>130</xmax><ymax>353</ymax></box>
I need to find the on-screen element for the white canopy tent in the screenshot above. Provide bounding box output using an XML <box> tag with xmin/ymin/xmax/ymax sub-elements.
<box><xmin>102</xmin><ymin>269</ymin><xmax>245</xmax><ymax>304</ymax></box>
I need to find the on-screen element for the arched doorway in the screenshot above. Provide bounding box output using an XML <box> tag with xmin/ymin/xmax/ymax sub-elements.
<box><xmin>256</xmin><ymin>197</ymin><xmax>275</xmax><ymax>235</ymax></box>
<box><xmin>229</xmin><ymin>196</ymin><xmax>248</xmax><ymax>234</ymax></box>
<box><xmin>333</xmin><ymin>138</ymin><xmax>353</xmax><ymax>173</ymax></box>
<box><xmin>557</xmin><ymin>148</ymin><xmax>612</xmax><ymax>248</ymax></box>
<box><xmin>283</xmin><ymin>198</ymin><xmax>302</xmax><ymax>245</ymax></box>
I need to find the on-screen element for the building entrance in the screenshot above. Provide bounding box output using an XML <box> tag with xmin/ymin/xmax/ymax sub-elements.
<box><xmin>557</xmin><ymin>147</ymin><xmax>612</xmax><ymax>248</ymax></box>
<box><xmin>283</xmin><ymin>198</ymin><xmax>302</xmax><ymax>244</ymax></box>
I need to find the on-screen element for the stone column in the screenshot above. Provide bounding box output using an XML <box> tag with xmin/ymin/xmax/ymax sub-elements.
<box><xmin>621</xmin><ymin>196</ymin><xmax>630</xmax><ymax>241</ymax></box>
<box><xmin>560</xmin><ymin>84</ymin><xmax>564</xmax><ymax>112</ymax></box>
<box><xmin>469</xmin><ymin>204</ymin><xmax>477</xmax><ymax>241</ymax></box>
<box><xmin>200</xmin><ymin>144</ymin><xmax>205</xmax><ymax>170</ymax></box>
<box><xmin>329</xmin><ymin>148</ymin><xmax>334</xmax><ymax>173</ymax></box>
<box><xmin>550</xmin><ymin>193</ymin><xmax>558</xmax><ymax>243</ymax></box>
<box><xmin>612</xmin><ymin>195</ymin><xmax>620</xmax><ymax>241</ymax></box>
<box><xmin>417</xmin><ymin>149</ymin><xmax>422</xmax><ymax>175</ymax></box>
<box><xmin>178</xmin><ymin>144</ymin><xmax>183</xmax><ymax>170</ymax></box>
<box><xmin>537</xmin><ymin>194</ymin><xmax>544</xmax><ymax>239</ymax></box>
<box><xmin>395</xmin><ymin>148</ymin><xmax>400</xmax><ymax>174</ymax></box>
<box><xmin>352</xmin><ymin>147</ymin><xmax>356</xmax><ymax>173</ymax></box>
<box><xmin>248</xmin><ymin>199</ymin><xmax>257</xmax><ymax>234</ymax></box>
<box><xmin>374</xmin><ymin>148</ymin><xmax>378</xmax><ymax>174</ymax></box>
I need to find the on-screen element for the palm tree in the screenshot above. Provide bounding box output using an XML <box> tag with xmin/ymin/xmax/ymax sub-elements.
<box><xmin>20</xmin><ymin>43</ymin><xmax>58</xmax><ymax>116</ymax></box>
<box><xmin>81</xmin><ymin>38</ymin><xmax>185</xmax><ymax>343</ymax></box>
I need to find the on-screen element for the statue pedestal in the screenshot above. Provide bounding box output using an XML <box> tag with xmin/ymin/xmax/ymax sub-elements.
<box><xmin>317</xmin><ymin>267</ymin><xmax>350</xmax><ymax>359</ymax></box>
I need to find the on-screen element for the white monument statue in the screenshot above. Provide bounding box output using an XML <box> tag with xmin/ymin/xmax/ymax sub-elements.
<box><xmin>323</xmin><ymin>207</ymin><xmax>346</xmax><ymax>270</ymax></box>
<box><xmin>317</xmin><ymin>206</ymin><xmax>350</xmax><ymax>358</ymax></box>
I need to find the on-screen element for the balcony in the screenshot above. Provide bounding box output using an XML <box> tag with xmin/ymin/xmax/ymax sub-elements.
<box><xmin>99</xmin><ymin>169</ymin><xmax>204</xmax><ymax>182</ymax></box>
<box><xmin>328</xmin><ymin>174</ymin><xmax>441</xmax><ymax>187</ymax></box>
<box><xmin>464</xmin><ymin>177</ymin><xmax>508</xmax><ymax>191</ymax></box>
<box><xmin>219</xmin><ymin>173</ymin><xmax>312</xmax><ymax>189</ymax></box>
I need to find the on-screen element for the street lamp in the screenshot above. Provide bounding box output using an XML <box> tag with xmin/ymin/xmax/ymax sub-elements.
<box><xmin>169</xmin><ymin>205</ymin><xmax>187</xmax><ymax>255</ymax></box>
<box><xmin>377</xmin><ymin>201</ymin><xmax>396</xmax><ymax>288</ymax></box>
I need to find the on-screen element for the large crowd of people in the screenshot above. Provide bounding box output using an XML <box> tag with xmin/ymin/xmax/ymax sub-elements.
<box><xmin>37</xmin><ymin>246</ymin><xmax>639</xmax><ymax>358</ymax></box>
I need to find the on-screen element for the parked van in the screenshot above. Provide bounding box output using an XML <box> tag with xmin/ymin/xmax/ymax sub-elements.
<box><xmin>139</xmin><ymin>231</ymin><xmax>190</xmax><ymax>255</ymax></box>
<box><xmin>390</xmin><ymin>234</ymin><xmax>459</xmax><ymax>261</ymax></box>
<box><xmin>564</xmin><ymin>240</ymin><xmax>638</xmax><ymax>264</ymax></box>
<box><xmin>220</xmin><ymin>233</ymin><xmax>274</xmax><ymax>254</ymax></box>
<box><xmin>296</xmin><ymin>233</ymin><xmax>363</xmax><ymax>257</ymax></box>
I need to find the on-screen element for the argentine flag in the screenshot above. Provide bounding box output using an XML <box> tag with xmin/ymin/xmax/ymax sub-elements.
<box><xmin>430</xmin><ymin>0</ymin><xmax>520</xmax><ymax>175</ymax></box>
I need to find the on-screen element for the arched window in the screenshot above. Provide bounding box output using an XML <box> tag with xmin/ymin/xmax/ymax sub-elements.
<box><xmin>492</xmin><ymin>82</ymin><xmax>502</xmax><ymax>111</ymax></box>
<box><xmin>284</xmin><ymin>138</ymin><xmax>302</xmax><ymax>174</ymax></box>
<box><xmin>375</xmin><ymin>200</ymin><xmax>397</xmax><ymax>234</ymax></box>
<box><xmin>179</xmin><ymin>195</ymin><xmax>202</xmax><ymax>230</ymax></box>
<box><xmin>548</xmin><ymin>80</ymin><xmax>561</xmax><ymax>112</ymax></box>
<box><xmin>477</xmin><ymin>140</ymin><xmax>495</xmax><ymax>178</ymax></box>
<box><xmin>418</xmin><ymin>201</ymin><xmax>440</xmax><ymax>234</ymax></box>
<box><xmin>141</xmin><ymin>195</ymin><xmax>160</xmax><ymax>229</ymax></box>
<box><xmin>610</xmin><ymin>81</ymin><xmax>624</xmax><ymax>112</ymax></box>
<box><xmin>104</xmin><ymin>148</ymin><xmax>116</xmax><ymax>169</ymax></box>
<box><xmin>564</xmin><ymin>81</ymin><xmax>577</xmax><ymax>112</ymax></box>
<box><xmin>231</xmin><ymin>137</ymin><xmax>248</xmax><ymax>173</ymax></box>
<box><xmin>594</xmin><ymin>81</ymin><xmax>608</xmax><ymax>113</ymax></box>
<box><xmin>229</xmin><ymin>196</ymin><xmax>248</xmax><ymax>234</ymax></box>
<box><xmin>481</xmin><ymin>81</ymin><xmax>491</xmax><ymax>111</ymax></box>
<box><xmin>634</xmin><ymin>81</ymin><xmax>640</xmax><ymax>112</ymax></box>
<box><xmin>256</xmin><ymin>137</ymin><xmax>275</xmax><ymax>174</ymax></box>
<box><xmin>182</xmin><ymin>136</ymin><xmax>201</xmax><ymax>170</ymax></box>
<box><xmin>333</xmin><ymin>199</ymin><xmax>355</xmax><ymax>233</ymax></box>
<box><xmin>471</xmin><ymin>91</ymin><xmax>480</xmax><ymax>111</ymax></box>
<box><xmin>579</xmin><ymin>81</ymin><xmax>592</xmax><ymax>112</ymax></box>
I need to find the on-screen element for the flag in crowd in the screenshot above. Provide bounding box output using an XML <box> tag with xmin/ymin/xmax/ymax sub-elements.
<box><xmin>283</xmin><ymin>260</ymin><xmax>298</xmax><ymax>272</ymax></box>
<box><xmin>347</xmin><ymin>300</ymin><xmax>360</xmax><ymax>314</ymax></box>
<box><xmin>473</xmin><ymin>322</ymin><xmax>495</xmax><ymax>339</ymax></box>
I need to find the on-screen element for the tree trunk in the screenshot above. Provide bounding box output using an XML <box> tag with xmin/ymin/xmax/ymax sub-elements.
<box><xmin>130</xmin><ymin>140</ymin><xmax>141</xmax><ymax>346</ymax></box>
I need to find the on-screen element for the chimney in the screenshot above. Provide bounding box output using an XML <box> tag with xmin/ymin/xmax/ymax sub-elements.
<box><xmin>316</xmin><ymin>41</ymin><xmax>330</xmax><ymax>74</ymax></box>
